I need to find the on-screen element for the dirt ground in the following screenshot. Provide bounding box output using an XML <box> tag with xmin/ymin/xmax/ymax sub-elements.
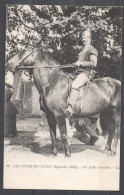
<box><xmin>3</xmin><ymin>117</ymin><xmax>120</xmax><ymax>190</ymax></box>
<box><xmin>4</xmin><ymin>117</ymin><xmax>120</xmax><ymax>160</ymax></box>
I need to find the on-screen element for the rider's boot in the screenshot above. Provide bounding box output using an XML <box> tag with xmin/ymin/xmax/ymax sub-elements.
<box><xmin>64</xmin><ymin>88</ymin><xmax>79</xmax><ymax>118</ymax></box>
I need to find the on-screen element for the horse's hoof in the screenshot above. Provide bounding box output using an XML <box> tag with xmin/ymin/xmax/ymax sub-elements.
<box><xmin>65</xmin><ymin>152</ymin><xmax>71</xmax><ymax>157</ymax></box>
<box><xmin>51</xmin><ymin>153</ymin><xmax>57</xmax><ymax>157</ymax></box>
<box><xmin>52</xmin><ymin>150</ymin><xmax>57</xmax><ymax>156</ymax></box>
<box><xmin>105</xmin><ymin>150</ymin><xmax>111</xmax><ymax>156</ymax></box>
<box><xmin>104</xmin><ymin>148</ymin><xmax>109</xmax><ymax>153</ymax></box>
<box><xmin>110</xmin><ymin>151</ymin><xmax>116</xmax><ymax>156</ymax></box>
<box><xmin>104</xmin><ymin>150</ymin><xmax>115</xmax><ymax>156</ymax></box>
<box><xmin>52</xmin><ymin>152</ymin><xmax>57</xmax><ymax>156</ymax></box>
<box><xmin>53</xmin><ymin>153</ymin><xmax>57</xmax><ymax>157</ymax></box>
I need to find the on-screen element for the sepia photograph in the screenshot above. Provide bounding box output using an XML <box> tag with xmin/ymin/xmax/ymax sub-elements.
<box><xmin>4</xmin><ymin>5</ymin><xmax>122</xmax><ymax>190</ymax></box>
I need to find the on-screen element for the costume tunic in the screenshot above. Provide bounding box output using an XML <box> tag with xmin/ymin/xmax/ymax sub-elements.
<box><xmin>75</xmin><ymin>45</ymin><xmax>98</xmax><ymax>76</ymax></box>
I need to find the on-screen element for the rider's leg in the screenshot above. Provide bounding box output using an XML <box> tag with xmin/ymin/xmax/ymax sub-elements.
<box><xmin>65</xmin><ymin>88</ymin><xmax>79</xmax><ymax>117</ymax></box>
<box><xmin>72</xmin><ymin>73</ymin><xmax>89</xmax><ymax>89</ymax></box>
<box><xmin>65</xmin><ymin>73</ymin><xmax>89</xmax><ymax>117</ymax></box>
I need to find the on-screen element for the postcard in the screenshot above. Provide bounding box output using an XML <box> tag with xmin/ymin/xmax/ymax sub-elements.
<box><xmin>4</xmin><ymin>5</ymin><xmax>122</xmax><ymax>190</ymax></box>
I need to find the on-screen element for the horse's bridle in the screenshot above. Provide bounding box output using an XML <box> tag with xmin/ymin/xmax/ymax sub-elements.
<box><xmin>16</xmin><ymin>48</ymin><xmax>39</xmax><ymax>68</ymax></box>
<box><xmin>11</xmin><ymin>47</ymin><xmax>73</xmax><ymax>71</ymax></box>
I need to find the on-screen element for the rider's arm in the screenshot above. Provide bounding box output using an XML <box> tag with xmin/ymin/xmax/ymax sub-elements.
<box><xmin>75</xmin><ymin>47</ymin><xmax>98</xmax><ymax>68</ymax></box>
<box><xmin>75</xmin><ymin>54</ymin><xmax>97</xmax><ymax>68</ymax></box>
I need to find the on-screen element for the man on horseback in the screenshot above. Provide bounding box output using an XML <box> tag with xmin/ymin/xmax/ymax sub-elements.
<box><xmin>65</xmin><ymin>30</ymin><xmax>98</xmax><ymax>118</ymax></box>
<box><xmin>7</xmin><ymin>32</ymin><xmax>121</xmax><ymax>155</ymax></box>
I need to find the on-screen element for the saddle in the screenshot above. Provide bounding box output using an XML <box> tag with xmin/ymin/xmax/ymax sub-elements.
<box><xmin>60</xmin><ymin>72</ymin><xmax>98</xmax><ymax>124</ymax></box>
<box><xmin>66</xmin><ymin>73</ymin><xmax>99</xmax><ymax>124</ymax></box>
<box><xmin>68</xmin><ymin>72</ymin><xmax>91</xmax><ymax>101</ymax></box>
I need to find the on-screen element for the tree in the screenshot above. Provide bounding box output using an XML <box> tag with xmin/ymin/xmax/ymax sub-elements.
<box><xmin>6</xmin><ymin>5</ymin><xmax>122</xmax><ymax>80</ymax></box>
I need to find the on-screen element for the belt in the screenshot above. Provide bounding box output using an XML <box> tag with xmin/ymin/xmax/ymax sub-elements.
<box><xmin>74</xmin><ymin>67</ymin><xmax>96</xmax><ymax>75</ymax></box>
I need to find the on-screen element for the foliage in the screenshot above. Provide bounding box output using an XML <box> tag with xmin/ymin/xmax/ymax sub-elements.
<box><xmin>6</xmin><ymin>5</ymin><xmax>122</xmax><ymax>79</ymax></box>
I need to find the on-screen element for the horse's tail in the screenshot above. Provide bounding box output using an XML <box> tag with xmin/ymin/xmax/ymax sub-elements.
<box><xmin>109</xmin><ymin>78</ymin><xmax>121</xmax><ymax>113</ymax></box>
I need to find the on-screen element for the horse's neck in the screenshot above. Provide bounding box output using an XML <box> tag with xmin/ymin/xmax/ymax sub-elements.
<box><xmin>33</xmin><ymin>50</ymin><xmax>68</xmax><ymax>96</ymax></box>
<box><xmin>33</xmin><ymin>60</ymin><xmax>62</xmax><ymax>95</ymax></box>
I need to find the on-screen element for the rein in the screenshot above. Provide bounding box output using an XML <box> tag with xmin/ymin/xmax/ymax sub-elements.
<box><xmin>16</xmin><ymin>48</ymin><xmax>39</xmax><ymax>67</ymax></box>
<box><xmin>15</xmin><ymin>47</ymin><xmax>74</xmax><ymax>70</ymax></box>
<box><xmin>16</xmin><ymin>64</ymin><xmax>74</xmax><ymax>70</ymax></box>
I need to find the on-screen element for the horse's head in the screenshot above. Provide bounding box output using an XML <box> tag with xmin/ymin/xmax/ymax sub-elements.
<box><xmin>6</xmin><ymin>47</ymin><xmax>39</xmax><ymax>72</ymax></box>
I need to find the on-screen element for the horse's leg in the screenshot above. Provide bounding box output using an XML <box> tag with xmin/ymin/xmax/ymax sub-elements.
<box><xmin>104</xmin><ymin>112</ymin><xmax>114</xmax><ymax>153</ymax></box>
<box><xmin>104</xmin><ymin>127</ymin><xmax>113</xmax><ymax>153</ymax></box>
<box><xmin>100</xmin><ymin>109</ymin><xmax>113</xmax><ymax>153</ymax></box>
<box><xmin>111</xmin><ymin>110</ymin><xmax>120</xmax><ymax>155</ymax></box>
<box><xmin>96</xmin><ymin>117</ymin><xmax>103</xmax><ymax>135</ymax></box>
<box><xmin>56</xmin><ymin>116</ymin><xmax>71</xmax><ymax>157</ymax></box>
<box><xmin>100</xmin><ymin>111</ymin><xmax>108</xmax><ymax>137</ymax></box>
<box><xmin>46</xmin><ymin>112</ymin><xmax>57</xmax><ymax>156</ymax></box>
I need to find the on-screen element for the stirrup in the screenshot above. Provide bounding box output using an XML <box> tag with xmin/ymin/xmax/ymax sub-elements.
<box><xmin>64</xmin><ymin>104</ymin><xmax>74</xmax><ymax>118</ymax></box>
<box><xmin>64</xmin><ymin>110</ymin><xmax>72</xmax><ymax>118</ymax></box>
<box><xmin>59</xmin><ymin>106</ymin><xmax>72</xmax><ymax>118</ymax></box>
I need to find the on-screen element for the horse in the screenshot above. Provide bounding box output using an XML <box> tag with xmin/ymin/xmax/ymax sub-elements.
<box><xmin>7</xmin><ymin>47</ymin><xmax>121</xmax><ymax>157</ymax></box>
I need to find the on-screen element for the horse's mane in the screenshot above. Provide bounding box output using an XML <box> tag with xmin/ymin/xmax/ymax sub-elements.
<box><xmin>8</xmin><ymin>46</ymin><xmax>69</xmax><ymax>85</ymax></box>
<box><xmin>30</xmin><ymin>46</ymin><xmax>69</xmax><ymax>87</ymax></box>
<box><xmin>38</xmin><ymin>47</ymin><xmax>59</xmax><ymax>66</ymax></box>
